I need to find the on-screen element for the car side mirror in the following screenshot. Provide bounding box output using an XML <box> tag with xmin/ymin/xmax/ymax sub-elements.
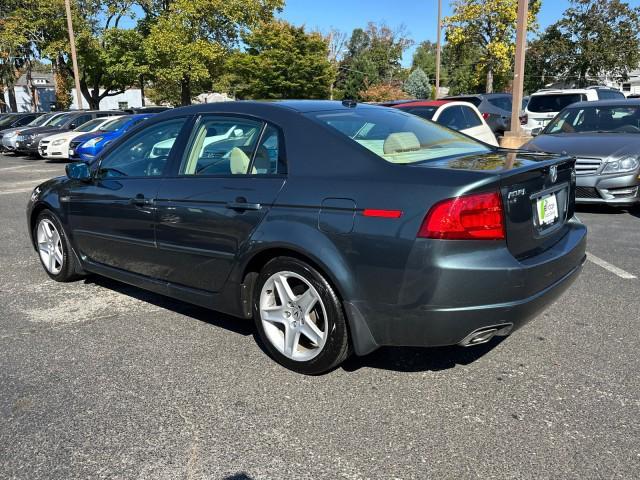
<box><xmin>531</xmin><ymin>127</ymin><xmax>542</xmax><ymax>137</ymax></box>
<box><xmin>66</xmin><ymin>162</ymin><xmax>91</xmax><ymax>181</ymax></box>
<box><xmin>68</xmin><ymin>123</ymin><xmax>77</xmax><ymax>129</ymax></box>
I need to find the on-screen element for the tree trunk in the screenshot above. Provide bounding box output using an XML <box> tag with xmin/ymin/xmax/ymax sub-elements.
<box><xmin>0</xmin><ymin>79</ymin><xmax>7</xmax><ymax>113</ymax></box>
<box><xmin>180</xmin><ymin>75</ymin><xmax>191</xmax><ymax>106</ymax></box>
<box><xmin>486</xmin><ymin>67</ymin><xmax>494</xmax><ymax>94</ymax></box>
<box><xmin>7</xmin><ymin>83</ymin><xmax>17</xmax><ymax>112</ymax></box>
<box><xmin>139</xmin><ymin>74</ymin><xmax>146</xmax><ymax>106</ymax></box>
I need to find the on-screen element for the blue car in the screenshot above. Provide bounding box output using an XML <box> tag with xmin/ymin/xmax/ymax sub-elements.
<box><xmin>69</xmin><ymin>114</ymin><xmax>153</xmax><ymax>162</ymax></box>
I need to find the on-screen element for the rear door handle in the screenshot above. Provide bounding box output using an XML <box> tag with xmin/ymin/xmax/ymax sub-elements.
<box><xmin>226</xmin><ymin>198</ymin><xmax>261</xmax><ymax>211</ymax></box>
<box><xmin>130</xmin><ymin>194</ymin><xmax>154</xmax><ymax>206</ymax></box>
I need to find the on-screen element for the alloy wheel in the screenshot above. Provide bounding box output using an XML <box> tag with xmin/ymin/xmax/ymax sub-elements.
<box><xmin>37</xmin><ymin>218</ymin><xmax>64</xmax><ymax>275</ymax></box>
<box><xmin>259</xmin><ymin>271</ymin><xmax>328</xmax><ymax>362</ymax></box>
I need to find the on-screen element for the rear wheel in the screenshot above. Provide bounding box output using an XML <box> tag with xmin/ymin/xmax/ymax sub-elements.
<box><xmin>34</xmin><ymin>210</ymin><xmax>83</xmax><ymax>282</ymax></box>
<box><xmin>253</xmin><ymin>257</ymin><xmax>350</xmax><ymax>374</ymax></box>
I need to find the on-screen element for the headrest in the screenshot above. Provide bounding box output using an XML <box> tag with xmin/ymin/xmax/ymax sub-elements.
<box><xmin>383</xmin><ymin>132</ymin><xmax>421</xmax><ymax>154</ymax></box>
<box><xmin>229</xmin><ymin>147</ymin><xmax>250</xmax><ymax>174</ymax></box>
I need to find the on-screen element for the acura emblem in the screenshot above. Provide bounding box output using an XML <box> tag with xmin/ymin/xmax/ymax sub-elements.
<box><xmin>549</xmin><ymin>165</ymin><xmax>558</xmax><ymax>183</ymax></box>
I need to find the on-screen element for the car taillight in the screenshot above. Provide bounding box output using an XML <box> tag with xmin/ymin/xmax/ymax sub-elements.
<box><xmin>482</xmin><ymin>112</ymin><xmax>490</xmax><ymax>120</ymax></box>
<box><xmin>520</xmin><ymin>114</ymin><xmax>528</xmax><ymax>125</ymax></box>
<box><xmin>418</xmin><ymin>191</ymin><xmax>505</xmax><ymax>240</ymax></box>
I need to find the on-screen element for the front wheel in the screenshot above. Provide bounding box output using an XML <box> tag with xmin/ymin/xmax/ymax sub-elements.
<box><xmin>34</xmin><ymin>210</ymin><xmax>83</xmax><ymax>282</ymax></box>
<box><xmin>253</xmin><ymin>257</ymin><xmax>350</xmax><ymax>375</ymax></box>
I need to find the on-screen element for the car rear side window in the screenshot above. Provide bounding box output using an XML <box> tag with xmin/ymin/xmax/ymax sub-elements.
<box><xmin>528</xmin><ymin>94</ymin><xmax>586</xmax><ymax>113</ymax></box>
<box><xmin>487</xmin><ymin>97</ymin><xmax>513</xmax><ymax>111</ymax></box>
<box><xmin>179</xmin><ymin>116</ymin><xmax>265</xmax><ymax>176</ymax></box>
<box><xmin>308</xmin><ymin>107</ymin><xmax>491</xmax><ymax>165</ymax></box>
<box><xmin>596</xmin><ymin>89</ymin><xmax>625</xmax><ymax>100</ymax></box>
<box><xmin>461</xmin><ymin>106</ymin><xmax>483</xmax><ymax>128</ymax></box>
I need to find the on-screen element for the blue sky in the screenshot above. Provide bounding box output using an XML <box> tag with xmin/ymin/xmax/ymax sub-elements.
<box><xmin>278</xmin><ymin>0</ymin><xmax>640</xmax><ymax>66</ymax></box>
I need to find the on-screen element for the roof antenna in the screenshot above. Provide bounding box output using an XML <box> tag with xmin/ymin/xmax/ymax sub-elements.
<box><xmin>342</xmin><ymin>99</ymin><xmax>357</xmax><ymax>108</ymax></box>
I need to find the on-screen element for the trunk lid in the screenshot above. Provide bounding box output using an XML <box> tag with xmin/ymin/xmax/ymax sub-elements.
<box><xmin>421</xmin><ymin>151</ymin><xmax>576</xmax><ymax>259</ymax></box>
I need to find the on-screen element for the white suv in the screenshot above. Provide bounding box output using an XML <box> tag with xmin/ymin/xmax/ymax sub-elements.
<box><xmin>524</xmin><ymin>87</ymin><xmax>625</xmax><ymax>134</ymax></box>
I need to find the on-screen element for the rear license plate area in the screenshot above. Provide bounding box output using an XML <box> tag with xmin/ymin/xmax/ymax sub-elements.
<box><xmin>531</xmin><ymin>183</ymin><xmax>569</xmax><ymax>235</ymax></box>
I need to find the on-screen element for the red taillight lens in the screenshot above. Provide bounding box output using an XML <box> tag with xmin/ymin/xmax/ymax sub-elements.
<box><xmin>482</xmin><ymin>112</ymin><xmax>490</xmax><ymax>120</ymax></box>
<box><xmin>418</xmin><ymin>191</ymin><xmax>505</xmax><ymax>240</ymax></box>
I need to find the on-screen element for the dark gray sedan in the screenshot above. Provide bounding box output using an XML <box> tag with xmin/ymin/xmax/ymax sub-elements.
<box><xmin>26</xmin><ymin>101</ymin><xmax>586</xmax><ymax>374</ymax></box>
<box><xmin>523</xmin><ymin>99</ymin><xmax>640</xmax><ymax>207</ymax></box>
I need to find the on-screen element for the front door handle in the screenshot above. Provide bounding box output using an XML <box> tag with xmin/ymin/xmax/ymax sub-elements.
<box><xmin>226</xmin><ymin>197</ymin><xmax>261</xmax><ymax>211</ymax></box>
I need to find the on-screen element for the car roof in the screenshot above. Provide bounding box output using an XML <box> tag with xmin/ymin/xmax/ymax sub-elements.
<box><xmin>166</xmin><ymin>100</ymin><xmax>383</xmax><ymax>116</ymax></box>
<box><xmin>531</xmin><ymin>89</ymin><xmax>591</xmax><ymax>96</ymax></box>
<box><xmin>561</xmin><ymin>99</ymin><xmax>640</xmax><ymax>108</ymax></box>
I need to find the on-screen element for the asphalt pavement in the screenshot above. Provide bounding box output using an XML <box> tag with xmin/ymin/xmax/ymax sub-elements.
<box><xmin>0</xmin><ymin>153</ymin><xmax>638</xmax><ymax>479</ymax></box>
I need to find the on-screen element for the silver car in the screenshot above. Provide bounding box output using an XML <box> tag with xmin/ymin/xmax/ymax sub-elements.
<box><xmin>523</xmin><ymin>99</ymin><xmax>640</xmax><ymax>207</ymax></box>
<box><xmin>1</xmin><ymin>112</ymin><xmax>66</xmax><ymax>152</ymax></box>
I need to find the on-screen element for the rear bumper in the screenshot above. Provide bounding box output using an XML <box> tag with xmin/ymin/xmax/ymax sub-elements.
<box><xmin>346</xmin><ymin>219</ymin><xmax>587</xmax><ymax>355</ymax></box>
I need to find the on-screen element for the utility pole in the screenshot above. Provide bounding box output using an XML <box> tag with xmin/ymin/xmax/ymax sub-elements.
<box><xmin>64</xmin><ymin>0</ymin><xmax>83</xmax><ymax>110</ymax></box>
<box><xmin>435</xmin><ymin>0</ymin><xmax>442</xmax><ymax>99</ymax></box>
<box><xmin>503</xmin><ymin>0</ymin><xmax>529</xmax><ymax>147</ymax></box>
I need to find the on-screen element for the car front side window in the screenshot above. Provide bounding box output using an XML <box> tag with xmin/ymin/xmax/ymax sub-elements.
<box><xmin>96</xmin><ymin>118</ymin><xmax>187</xmax><ymax>179</ymax></box>
<box><xmin>179</xmin><ymin>116</ymin><xmax>265</xmax><ymax>176</ymax></box>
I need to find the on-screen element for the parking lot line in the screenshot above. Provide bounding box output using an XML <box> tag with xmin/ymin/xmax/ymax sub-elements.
<box><xmin>587</xmin><ymin>252</ymin><xmax>637</xmax><ymax>279</ymax></box>
<box><xmin>0</xmin><ymin>164</ymin><xmax>42</xmax><ymax>172</ymax></box>
<box><xmin>0</xmin><ymin>187</ymin><xmax>33</xmax><ymax>195</ymax></box>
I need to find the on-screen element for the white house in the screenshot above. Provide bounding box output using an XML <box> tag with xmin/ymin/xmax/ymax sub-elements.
<box><xmin>3</xmin><ymin>72</ymin><xmax>56</xmax><ymax>112</ymax></box>
<box><xmin>70</xmin><ymin>88</ymin><xmax>149</xmax><ymax>110</ymax></box>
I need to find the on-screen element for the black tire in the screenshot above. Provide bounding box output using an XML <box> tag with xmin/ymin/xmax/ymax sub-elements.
<box><xmin>33</xmin><ymin>209</ymin><xmax>84</xmax><ymax>282</ymax></box>
<box><xmin>253</xmin><ymin>256</ymin><xmax>350</xmax><ymax>375</ymax></box>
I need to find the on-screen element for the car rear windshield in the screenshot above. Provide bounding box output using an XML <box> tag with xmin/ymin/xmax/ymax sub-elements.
<box><xmin>74</xmin><ymin>118</ymin><xmax>107</xmax><ymax>132</ymax></box>
<box><xmin>544</xmin><ymin>105</ymin><xmax>640</xmax><ymax>134</ymax></box>
<box><xmin>307</xmin><ymin>107</ymin><xmax>492</xmax><ymax>165</ymax></box>
<box><xmin>101</xmin><ymin>116</ymin><xmax>132</xmax><ymax>132</ymax></box>
<box><xmin>528</xmin><ymin>94</ymin><xmax>586</xmax><ymax>113</ymax></box>
<box><xmin>487</xmin><ymin>96</ymin><xmax>513</xmax><ymax>111</ymax></box>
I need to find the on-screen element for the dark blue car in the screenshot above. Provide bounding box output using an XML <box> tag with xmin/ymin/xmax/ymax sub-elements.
<box><xmin>69</xmin><ymin>114</ymin><xmax>153</xmax><ymax>162</ymax></box>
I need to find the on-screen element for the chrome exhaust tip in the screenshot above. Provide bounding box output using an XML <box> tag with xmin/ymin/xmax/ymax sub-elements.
<box><xmin>459</xmin><ymin>323</ymin><xmax>513</xmax><ymax>347</ymax></box>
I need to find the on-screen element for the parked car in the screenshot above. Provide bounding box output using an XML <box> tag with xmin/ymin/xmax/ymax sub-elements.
<box><xmin>15</xmin><ymin>110</ymin><xmax>124</xmax><ymax>156</ymax></box>
<box><xmin>0</xmin><ymin>112</ymin><xmax>44</xmax><ymax>133</ymax></box>
<box><xmin>522</xmin><ymin>99</ymin><xmax>640</xmax><ymax>207</ymax></box>
<box><xmin>69</xmin><ymin>113</ymin><xmax>154</xmax><ymax>162</ymax></box>
<box><xmin>27</xmin><ymin>101</ymin><xmax>586</xmax><ymax>374</ymax></box>
<box><xmin>123</xmin><ymin>106</ymin><xmax>172</xmax><ymax>114</ymax></box>
<box><xmin>38</xmin><ymin>116</ymin><xmax>123</xmax><ymax>160</ymax></box>
<box><xmin>442</xmin><ymin>93</ymin><xmax>526</xmax><ymax>135</ymax></box>
<box><xmin>523</xmin><ymin>87</ymin><xmax>625</xmax><ymax>134</ymax></box>
<box><xmin>391</xmin><ymin>100</ymin><xmax>498</xmax><ymax>145</ymax></box>
<box><xmin>1</xmin><ymin>112</ymin><xmax>62</xmax><ymax>152</ymax></box>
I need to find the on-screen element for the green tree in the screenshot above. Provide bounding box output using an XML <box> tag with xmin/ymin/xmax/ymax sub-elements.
<box><xmin>143</xmin><ymin>0</ymin><xmax>283</xmax><ymax>105</ymax></box>
<box><xmin>337</xmin><ymin>23</ymin><xmax>412</xmax><ymax>100</ymax></box>
<box><xmin>441</xmin><ymin>41</ymin><xmax>483</xmax><ymax>95</ymax></box>
<box><xmin>223</xmin><ymin>20</ymin><xmax>334</xmax><ymax>99</ymax></box>
<box><xmin>541</xmin><ymin>0</ymin><xmax>640</xmax><ymax>85</ymax></box>
<box><xmin>404</xmin><ymin>67</ymin><xmax>430</xmax><ymax>98</ymax></box>
<box><xmin>444</xmin><ymin>0</ymin><xmax>541</xmax><ymax>93</ymax></box>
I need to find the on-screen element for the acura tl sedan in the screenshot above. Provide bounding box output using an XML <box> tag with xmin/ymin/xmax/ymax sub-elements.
<box><xmin>523</xmin><ymin>99</ymin><xmax>640</xmax><ymax>207</ymax></box>
<box><xmin>27</xmin><ymin>101</ymin><xmax>586</xmax><ymax>374</ymax></box>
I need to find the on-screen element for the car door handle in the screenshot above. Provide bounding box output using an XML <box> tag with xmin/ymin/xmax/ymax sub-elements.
<box><xmin>226</xmin><ymin>199</ymin><xmax>262</xmax><ymax>211</ymax></box>
<box><xmin>130</xmin><ymin>195</ymin><xmax>154</xmax><ymax>206</ymax></box>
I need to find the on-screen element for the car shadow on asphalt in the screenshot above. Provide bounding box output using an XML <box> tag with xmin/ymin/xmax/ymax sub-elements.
<box><xmin>575</xmin><ymin>204</ymin><xmax>636</xmax><ymax>215</ymax></box>
<box><xmin>341</xmin><ymin>337</ymin><xmax>505</xmax><ymax>373</ymax></box>
<box><xmin>84</xmin><ymin>276</ymin><xmax>254</xmax><ymax>337</ymax></box>
<box><xmin>84</xmin><ymin>275</ymin><xmax>505</xmax><ymax>374</ymax></box>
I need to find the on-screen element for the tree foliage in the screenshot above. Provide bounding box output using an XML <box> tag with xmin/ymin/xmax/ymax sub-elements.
<box><xmin>222</xmin><ymin>20</ymin><xmax>333</xmax><ymax>99</ymax></box>
<box><xmin>358</xmin><ymin>83</ymin><xmax>408</xmax><ymax>102</ymax></box>
<box><xmin>143</xmin><ymin>0</ymin><xmax>283</xmax><ymax>105</ymax></box>
<box><xmin>444</xmin><ymin>0</ymin><xmax>541</xmax><ymax>93</ymax></box>
<box><xmin>336</xmin><ymin>23</ymin><xmax>412</xmax><ymax>100</ymax></box>
<box><xmin>526</xmin><ymin>0</ymin><xmax>640</xmax><ymax>90</ymax></box>
<box><xmin>403</xmin><ymin>67</ymin><xmax>430</xmax><ymax>98</ymax></box>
